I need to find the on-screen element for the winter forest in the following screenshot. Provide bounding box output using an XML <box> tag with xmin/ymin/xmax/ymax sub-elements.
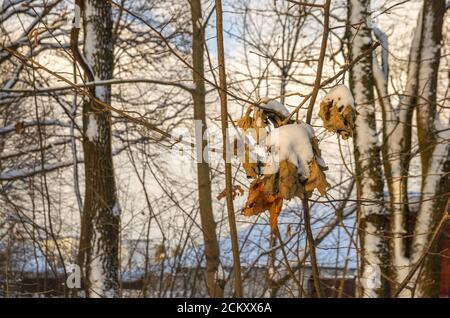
<box><xmin>0</xmin><ymin>0</ymin><xmax>449</xmax><ymax>299</ymax></box>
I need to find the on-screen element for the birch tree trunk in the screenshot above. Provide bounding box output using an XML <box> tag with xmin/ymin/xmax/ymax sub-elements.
<box><xmin>372</xmin><ymin>11</ymin><xmax>421</xmax><ymax>296</ymax></box>
<box><xmin>348</xmin><ymin>0</ymin><xmax>390</xmax><ymax>298</ymax></box>
<box><xmin>411</xmin><ymin>0</ymin><xmax>448</xmax><ymax>298</ymax></box>
<box><xmin>190</xmin><ymin>0</ymin><xmax>224</xmax><ymax>298</ymax></box>
<box><xmin>78</xmin><ymin>0</ymin><xmax>120</xmax><ymax>298</ymax></box>
<box><xmin>373</xmin><ymin>0</ymin><xmax>448</xmax><ymax>297</ymax></box>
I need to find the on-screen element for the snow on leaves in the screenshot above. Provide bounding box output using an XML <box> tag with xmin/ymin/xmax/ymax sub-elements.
<box><xmin>258</xmin><ymin>98</ymin><xmax>290</xmax><ymax>118</ymax></box>
<box><xmin>232</xmin><ymin>100</ymin><xmax>329</xmax><ymax>230</ymax></box>
<box><xmin>318</xmin><ymin>85</ymin><xmax>357</xmax><ymax>140</ymax></box>
<box><xmin>263</xmin><ymin>124</ymin><xmax>329</xmax><ymax>200</ymax></box>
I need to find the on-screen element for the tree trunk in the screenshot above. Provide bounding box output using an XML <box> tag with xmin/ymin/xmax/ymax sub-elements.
<box><xmin>190</xmin><ymin>0</ymin><xmax>224</xmax><ymax>298</ymax></box>
<box><xmin>78</xmin><ymin>0</ymin><xmax>120</xmax><ymax>298</ymax></box>
<box><xmin>373</xmin><ymin>11</ymin><xmax>421</xmax><ymax>296</ymax></box>
<box><xmin>411</xmin><ymin>0</ymin><xmax>447</xmax><ymax>298</ymax></box>
<box><xmin>372</xmin><ymin>0</ymin><xmax>448</xmax><ymax>297</ymax></box>
<box><xmin>348</xmin><ymin>0</ymin><xmax>390</xmax><ymax>298</ymax></box>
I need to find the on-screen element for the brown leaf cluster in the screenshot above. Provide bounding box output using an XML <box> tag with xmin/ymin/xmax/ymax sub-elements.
<box><xmin>264</xmin><ymin>160</ymin><xmax>304</xmax><ymax>200</ymax></box>
<box><xmin>242</xmin><ymin>178</ymin><xmax>283</xmax><ymax>230</ymax></box>
<box><xmin>242</xmin><ymin>159</ymin><xmax>328</xmax><ymax>229</ymax></box>
<box><xmin>236</xmin><ymin>104</ymin><xmax>329</xmax><ymax>230</ymax></box>
<box><xmin>236</xmin><ymin>107</ymin><xmax>254</xmax><ymax>130</ymax></box>
<box><xmin>305</xmin><ymin>160</ymin><xmax>329</xmax><ymax>196</ymax></box>
<box><xmin>264</xmin><ymin>159</ymin><xmax>329</xmax><ymax>200</ymax></box>
<box><xmin>318</xmin><ymin>99</ymin><xmax>356</xmax><ymax>139</ymax></box>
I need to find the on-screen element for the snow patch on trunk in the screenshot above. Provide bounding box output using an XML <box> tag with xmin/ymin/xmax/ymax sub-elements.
<box><xmin>413</xmin><ymin>122</ymin><xmax>449</xmax><ymax>258</ymax></box>
<box><xmin>84</xmin><ymin>1</ymin><xmax>98</xmax><ymax>68</ymax></box>
<box><xmin>112</xmin><ymin>202</ymin><xmax>121</xmax><ymax>217</ymax></box>
<box><xmin>360</xmin><ymin>222</ymin><xmax>382</xmax><ymax>298</ymax></box>
<box><xmin>86</xmin><ymin>114</ymin><xmax>98</xmax><ymax>142</ymax></box>
<box><xmin>89</xmin><ymin>227</ymin><xmax>115</xmax><ymax>298</ymax></box>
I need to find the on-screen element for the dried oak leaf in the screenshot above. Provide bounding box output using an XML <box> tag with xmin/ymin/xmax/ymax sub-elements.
<box><xmin>243</xmin><ymin>162</ymin><xmax>258</xmax><ymax>179</ymax></box>
<box><xmin>268</xmin><ymin>194</ymin><xmax>283</xmax><ymax>230</ymax></box>
<box><xmin>263</xmin><ymin>172</ymin><xmax>279</xmax><ymax>194</ymax></box>
<box><xmin>242</xmin><ymin>178</ymin><xmax>283</xmax><ymax>230</ymax></box>
<box><xmin>305</xmin><ymin>159</ymin><xmax>329</xmax><ymax>196</ymax></box>
<box><xmin>237</xmin><ymin>114</ymin><xmax>253</xmax><ymax>130</ymax></box>
<box><xmin>236</xmin><ymin>108</ymin><xmax>267</xmax><ymax>179</ymax></box>
<box><xmin>279</xmin><ymin>160</ymin><xmax>304</xmax><ymax>200</ymax></box>
<box><xmin>318</xmin><ymin>100</ymin><xmax>356</xmax><ymax>140</ymax></box>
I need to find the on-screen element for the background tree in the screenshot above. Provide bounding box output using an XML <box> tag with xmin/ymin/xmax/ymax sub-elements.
<box><xmin>190</xmin><ymin>0</ymin><xmax>223</xmax><ymax>298</ymax></box>
<box><xmin>72</xmin><ymin>0</ymin><xmax>120</xmax><ymax>297</ymax></box>
<box><xmin>347</xmin><ymin>0</ymin><xmax>389</xmax><ymax>298</ymax></box>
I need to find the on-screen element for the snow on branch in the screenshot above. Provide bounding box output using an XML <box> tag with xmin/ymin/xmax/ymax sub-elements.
<box><xmin>1</xmin><ymin>78</ymin><xmax>197</xmax><ymax>94</ymax></box>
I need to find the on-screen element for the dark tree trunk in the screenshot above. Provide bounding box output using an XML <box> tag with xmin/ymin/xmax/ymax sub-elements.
<box><xmin>78</xmin><ymin>0</ymin><xmax>120</xmax><ymax>298</ymax></box>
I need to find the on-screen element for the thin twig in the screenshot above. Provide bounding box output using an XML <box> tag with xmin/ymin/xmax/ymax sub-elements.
<box><xmin>215</xmin><ymin>0</ymin><xmax>244</xmax><ymax>298</ymax></box>
<box><xmin>306</xmin><ymin>0</ymin><xmax>331</xmax><ymax>123</ymax></box>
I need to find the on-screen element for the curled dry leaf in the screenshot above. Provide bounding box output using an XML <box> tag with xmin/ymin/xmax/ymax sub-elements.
<box><xmin>242</xmin><ymin>178</ymin><xmax>283</xmax><ymax>230</ymax></box>
<box><xmin>237</xmin><ymin>103</ymin><xmax>330</xmax><ymax>231</ymax></box>
<box><xmin>318</xmin><ymin>100</ymin><xmax>356</xmax><ymax>139</ymax></box>
<box><xmin>217</xmin><ymin>185</ymin><xmax>244</xmax><ymax>201</ymax></box>
<box><xmin>243</xmin><ymin>163</ymin><xmax>258</xmax><ymax>179</ymax></box>
<box><xmin>264</xmin><ymin>159</ymin><xmax>328</xmax><ymax>200</ymax></box>
<box><xmin>233</xmin><ymin>138</ymin><xmax>257</xmax><ymax>178</ymax></box>
<box><xmin>305</xmin><ymin>159</ymin><xmax>329</xmax><ymax>196</ymax></box>
<box><xmin>236</xmin><ymin>107</ymin><xmax>254</xmax><ymax>130</ymax></box>
<box><xmin>242</xmin><ymin>143</ymin><xmax>258</xmax><ymax>179</ymax></box>
<box><xmin>278</xmin><ymin>160</ymin><xmax>304</xmax><ymax>200</ymax></box>
<box><xmin>263</xmin><ymin>171</ymin><xmax>278</xmax><ymax>194</ymax></box>
<box><xmin>318</xmin><ymin>85</ymin><xmax>357</xmax><ymax>140</ymax></box>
